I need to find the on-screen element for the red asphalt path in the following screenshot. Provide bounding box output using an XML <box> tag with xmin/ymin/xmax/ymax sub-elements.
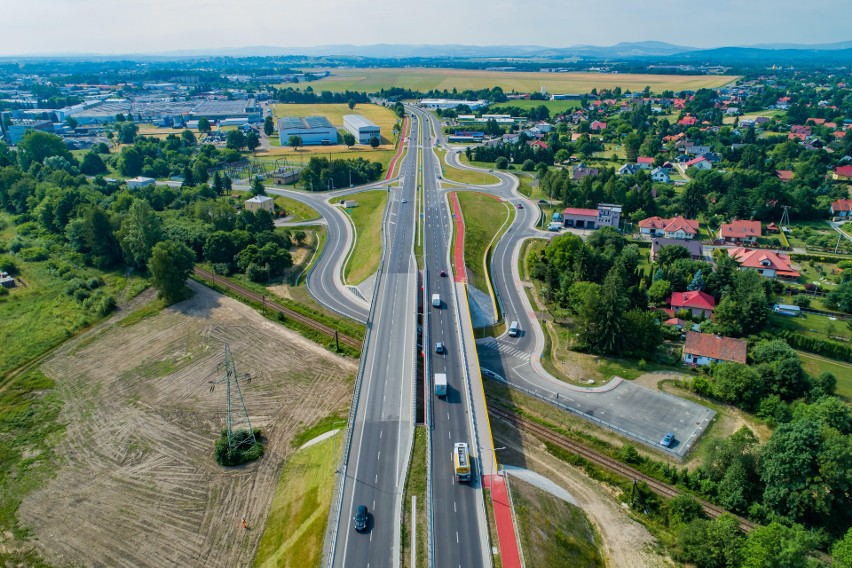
<box><xmin>449</xmin><ymin>192</ymin><xmax>466</xmax><ymax>283</ymax></box>
<box><xmin>385</xmin><ymin>116</ymin><xmax>410</xmax><ymax>180</ymax></box>
<box><xmin>484</xmin><ymin>474</ymin><xmax>522</xmax><ymax>568</ymax></box>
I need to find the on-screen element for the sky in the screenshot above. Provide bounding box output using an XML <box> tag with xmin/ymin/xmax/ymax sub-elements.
<box><xmin>2</xmin><ymin>0</ymin><xmax>851</xmax><ymax>56</ymax></box>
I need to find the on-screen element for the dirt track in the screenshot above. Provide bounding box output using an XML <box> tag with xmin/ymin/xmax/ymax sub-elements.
<box><xmin>18</xmin><ymin>282</ymin><xmax>356</xmax><ymax>568</ymax></box>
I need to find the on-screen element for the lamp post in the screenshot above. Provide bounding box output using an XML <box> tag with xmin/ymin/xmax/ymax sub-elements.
<box><xmin>486</xmin><ymin>446</ymin><xmax>506</xmax><ymax>479</ymax></box>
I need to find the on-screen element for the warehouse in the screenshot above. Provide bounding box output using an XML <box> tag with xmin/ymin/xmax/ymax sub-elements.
<box><xmin>343</xmin><ymin>114</ymin><xmax>381</xmax><ymax>144</ymax></box>
<box><xmin>278</xmin><ymin>116</ymin><xmax>338</xmax><ymax>146</ymax></box>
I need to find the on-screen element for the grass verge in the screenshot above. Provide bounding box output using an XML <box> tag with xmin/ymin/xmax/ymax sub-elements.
<box><xmin>436</xmin><ymin>149</ymin><xmax>500</xmax><ymax>186</ymax></box>
<box><xmin>253</xmin><ymin>432</ymin><xmax>341</xmax><ymax>568</ymax></box>
<box><xmin>456</xmin><ymin>192</ymin><xmax>512</xmax><ymax>291</ymax></box>
<box><xmin>292</xmin><ymin>412</ymin><xmax>347</xmax><ymax>449</ymax></box>
<box><xmin>511</xmin><ymin>477</ymin><xmax>604</xmax><ymax>568</ymax></box>
<box><xmin>401</xmin><ymin>426</ymin><xmax>427</xmax><ymax>568</ymax></box>
<box><xmin>342</xmin><ymin>190</ymin><xmax>389</xmax><ymax>284</ymax></box>
<box><xmin>273</xmin><ymin>196</ymin><xmax>321</xmax><ymax>222</ymax></box>
<box><xmin>483</xmin><ymin>487</ymin><xmax>503</xmax><ymax>568</ymax></box>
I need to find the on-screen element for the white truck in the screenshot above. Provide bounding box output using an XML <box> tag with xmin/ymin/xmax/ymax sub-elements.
<box><xmin>434</xmin><ymin>373</ymin><xmax>448</xmax><ymax>397</ymax></box>
<box><xmin>432</xmin><ymin>293</ymin><xmax>441</xmax><ymax>308</ymax></box>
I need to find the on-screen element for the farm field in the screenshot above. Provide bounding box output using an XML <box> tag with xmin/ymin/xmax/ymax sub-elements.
<box><xmin>16</xmin><ymin>282</ymin><xmax>356</xmax><ymax>568</ymax></box>
<box><xmin>271</xmin><ymin>102</ymin><xmax>399</xmax><ymax>146</ymax></box>
<box><xmin>295</xmin><ymin>68</ymin><xmax>739</xmax><ymax>95</ymax></box>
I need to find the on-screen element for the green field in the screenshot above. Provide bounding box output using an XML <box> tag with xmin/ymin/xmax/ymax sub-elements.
<box><xmin>257</xmin><ymin>150</ymin><xmax>399</xmax><ymax>180</ymax></box>
<box><xmin>492</xmin><ymin>99</ymin><xmax>582</xmax><ymax>113</ymax></box>
<box><xmin>253</xmin><ymin>432</ymin><xmax>341</xmax><ymax>568</ymax></box>
<box><xmin>798</xmin><ymin>351</ymin><xmax>852</xmax><ymax>401</ymax></box>
<box><xmin>295</xmin><ymin>68</ymin><xmax>739</xmax><ymax>95</ymax></box>
<box><xmin>512</xmin><ymin>477</ymin><xmax>604</xmax><ymax>568</ymax></box>
<box><xmin>436</xmin><ymin>149</ymin><xmax>500</xmax><ymax>185</ymax></box>
<box><xmin>341</xmin><ymin>190</ymin><xmax>389</xmax><ymax>284</ymax></box>
<box><xmin>271</xmin><ymin>102</ymin><xmax>399</xmax><ymax>146</ymax></box>
<box><xmin>456</xmin><ymin>192</ymin><xmax>513</xmax><ymax>291</ymax></box>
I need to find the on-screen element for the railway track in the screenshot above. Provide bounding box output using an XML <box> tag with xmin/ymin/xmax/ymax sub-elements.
<box><xmin>489</xmin><ymin>404</ymin><xmax>755</xmax><ymax>533</ymax></box>
<box><xmin>193</xmin><ymin>267</ymin><xmax>362</xmax><ymax>351</ymax></box>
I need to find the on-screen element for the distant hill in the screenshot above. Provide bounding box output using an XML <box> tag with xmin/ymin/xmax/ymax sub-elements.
<box><xmin>669</xmin><ymin>46</ymin><xmax>852</xmax><ymax>64</ymax></box>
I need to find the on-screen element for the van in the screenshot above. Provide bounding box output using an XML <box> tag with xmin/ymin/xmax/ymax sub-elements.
<box><xmin>432</xmin><ymin>293</ymin><xmax>441</xmax><ymax>308</ymax></box>
<box><xmin>508</xmin><ymin>321</ymin><xmax>520</xmax><ymax>337</ymax></box>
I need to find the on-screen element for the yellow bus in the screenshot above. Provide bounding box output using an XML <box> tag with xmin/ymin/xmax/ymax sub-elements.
<box><xmin>453</xmin><ymin>442</ymin><xmax>471</xmax><ymax>482</ymax></box>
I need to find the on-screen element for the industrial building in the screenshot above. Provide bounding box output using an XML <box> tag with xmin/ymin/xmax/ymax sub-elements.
<box><xmin>343</xmin><ymin>114</ymin><xmax>381</xmax><ymax>144</ymax></box>
<box><xmin>4</xmin><ymin>119</ymin><xmax>53</xmax><ymax>145</ymax></box>
<box><xmin>420</xmin><ymin>98</ymin><xmax>488</xmax><ymax>111</ymax></box>
<box><xmin>278</xmin><ymin>116</ymin><xmax>338</xmax><ymax>146</ymax></box>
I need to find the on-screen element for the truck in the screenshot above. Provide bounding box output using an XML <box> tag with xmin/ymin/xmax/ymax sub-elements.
<box><xmin>453</xmin><ymin>442</ymin><xmax>471</xmax><ymax>482</ymax></box>
<box><xmin>434</xmin><ymin>373</ymin><xmax>448</xmax><ymax>397</ymax></box>
<box><xmin>508</xmin><ymin>320</ymin><xmax>520</xmax><ymax>337</ymax></box>
<box><xmin>432</xmin><ymin>293</ymin><xmax>441</xmax><ymax>308</ymax></box>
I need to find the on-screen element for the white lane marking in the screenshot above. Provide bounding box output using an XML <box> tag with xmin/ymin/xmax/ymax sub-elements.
<box><xmin>378</xmin><ymin>451</ymin><xmax>381</xmax><ymax>461</ymax></box>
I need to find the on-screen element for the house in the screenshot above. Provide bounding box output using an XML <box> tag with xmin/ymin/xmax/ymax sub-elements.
<box><xmin>670</xmin><ymin>291</ymin><xmax>716</xmax><ymax>319</ymax></box>
<box><xmin>651</xmin><ymin>167</ymin><xmax>671</xmax><ymax>183</ymax></box>
<box><xmin>833</xmin><ymin>165</ymin><xmax>852</xmax><ymax>181</ymax></box>
<box><xmin>528</xmin><ymin>140</ymin><xmax>550</xmax><ymax>151</ymax></box>
<box><xmin>244</xmin><ymin>195</ymin><xmax>274</xmax><ymax>213</ymax></box>
<box><xmin>728</xmin><ymin>247</ymin><xmax>800</xmax><ymax>279</ymax></box>
<box><xmin>684</xmin><ymin>144</ymin><xmax>712</xmax><ymax>156</ymax></box>
<box><xmin>719</xmin><ymin>220</ymin><xmax>762</xmax><ymax>244</ymax></box>
<box><xmin>685</xmin><ymin>156</ymin><xmax>712</xmax><ymax>171</ymax></box>
<box><xmin>589</xmin><ymin>120</ymin><xmax>607</xmax><ymax>132</ymax></box>
<box><xmin>776</xmin><ymin>170</ymin><xmax>794</xmax><ymax>183</ymax></box>
<box><xmin>664</xmin><ymin>317</ymin><xmax>690</xmax><ymax>330</ymax></box>
<box><xmin>773</xmin><ymin>304</ymin><xmax>801</xmax><ymax>317</ymax></box>
<box><xmin>618</xmin><ymin>163</ymin><xmax>642</xmax><ymax>176</ymax></box>
<box><xmin>791</xmin><ymin>124</ymin><xmax>812</xmax><ymax>136</ymax></box>
<box><xmin>831</xmin><ymin>199</ymin><xmax>852</xmax><ymax>218</ymax></box>
<box><xmin>637</xmin><ymin>156</ymin><xmax>655</xmax><ymax>170</ymax></box>
<box><xmin>701</xmin><ymin>152</ymin><xmax>722</xmax><ymax>163</ymax></box>
<box><xmin>639</xmin><ymin>215</ymin><xmax>699</xmax><ymax>239</ymax></box>
<box><xmin>678</xmin><ymin>115</ymin><xmax>698</xmax><ymax>127</ymax></box>
<box><xmin>682</xmin><ymin>332</ymin><xmax>748</xmax><ymax>366</ymax></box>
<box><xmin>562</xmin><ymin>203</ymin><xmax>621</xmax><ymax>230</ymax></box>
<box><xmin>571</xmin><ymin>165</ymin><xmax>599</xmax><ymax>181</ymax></box>
<box><xmin>651</xmin><ymin>238</ymin><xmax>703</xmax><ymax>261</ymax></box>
<box><xmin>126</xmin><ymin>176</ymin><xmax>156</xmax><ymax>189</ymax></box>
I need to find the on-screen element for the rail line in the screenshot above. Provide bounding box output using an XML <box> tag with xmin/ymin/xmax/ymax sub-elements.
<box><xmin>193</xmin><ymin>267</ymin><xmax>362</xmax><ymax>351</ymax></box>
<box><xmin>489</xmin><ymin>404</ymin><xmax>755</xmax><ymax>533</ymax></box>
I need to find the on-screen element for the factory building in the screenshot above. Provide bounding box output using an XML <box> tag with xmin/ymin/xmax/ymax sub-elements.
<box><xmin>278</xmin><ymin>116</ymin><xmax>338</xmax><ymax>146</ymax></box>
<box><xmin>343</xmin><ymin>114</ymin><xmax>381</xmax><ymax>144</ymax></box>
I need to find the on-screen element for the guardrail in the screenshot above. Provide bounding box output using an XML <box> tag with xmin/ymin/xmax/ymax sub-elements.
<box><xmin>323</xmin><ymin>184</ymin><xmax>394</xmax><ymax>568</ymax></box>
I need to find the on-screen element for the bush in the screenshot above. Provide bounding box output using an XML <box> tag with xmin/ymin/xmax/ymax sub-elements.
<box><xmin>18</xmin><ymin>247</ymin><xmax>49</xmax><ymax>262</ymax></box>
<box><xmin>214</xmin><ymin>428</ymin><xmax>263</xmax><ymax>466</ymax></box>
<box><xmin>0</xmin><ymin>254</ymin><xmax>17</xmax><ymax>274</ymax></box>
<box><xmin>792</xmin><ymin>294</ymin><xmax>811</xmax><ymax>308</ymax></box>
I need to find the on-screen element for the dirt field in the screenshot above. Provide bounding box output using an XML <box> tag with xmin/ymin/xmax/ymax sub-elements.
<box><xmin>18</xmin><ymin>281</ymin><xmax>356</xmax><ymax>568</ymax></box>
<box><xmin>493</xmin><ymin>420</ymin><xmax>675</xmax><ymax>568</ymax></box>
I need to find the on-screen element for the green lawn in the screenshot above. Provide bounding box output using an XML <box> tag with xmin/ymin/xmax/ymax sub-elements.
<box><xmin>253</xmin><ymin>432</ymin><xmax>341</xmax><ymax>568</ymax></box>
<box><xmin>435</xmin><ymin>149</ymin><xmax>500</xmax><ymax>186</ymax></box>
<box><xmin>401</xmin><ymin>426</ymin><xmax>427</xmax><ymax>568</ymax></box>
<box><xmin>456</xmin><ymin>192</ymin><xmax>513</xmax><ymax>292</ymax></box>
<box><xmin>273</xmin><ymin>195</ymin><xmax>321</xmax><ymax>222</ymax></box>
<box><xmin>256</xmin><ymin>149</ymin><xmax>399</xmax><ymax>181</ymax></box>
<box><xmin>512</xmin><ymin>477</ymin><xmax>604</xmax><ymax>568</ymax></box>
<box><xmin>768</xmin><ymin>312</ymin><xmax>852</xmax><ymax>343</ymax></box>
<box><xmin>342</xmin><ymin>190</ymin><xmax>389</xmax><ymax>284</ymax></box>
<box><xmin>798</xmin><ymin>352</ymin><xmax>852</xmax><ymax>401</ymax></box>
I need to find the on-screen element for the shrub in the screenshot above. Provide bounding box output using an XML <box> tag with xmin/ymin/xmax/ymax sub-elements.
<box><xmin>792</xmin><ymin>294</ymin><xmax>811</xmax><ymax>308</ymax></box>
<box><xmin>18</xmin><ymin>247</ymin><xmax>49</xmax><ymax>262</ymax></box>
<box><xmin>214</xmin><ymin>428</ymin><xmax>263</xmax><ymax>466</ymax></box>
<box><xmin>0</xmin><ymin>255</ymin><xmax>17</xmax><ymax>274</ymax></box>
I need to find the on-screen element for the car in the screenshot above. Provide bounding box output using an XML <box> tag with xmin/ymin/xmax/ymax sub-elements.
<box><xmin>401</xmin><ymin>199</ymin><xmax>407</xmax><ymax>203</ymax></box>
<box><xmin>516</xmin><ymin>203</ymin><xmax>524</xmax><ymax>209</ymax></box>
<box><xmin>436</xmin><ymin>341</ymin><xmax>445</xmax><ymax>354</ymax></box>
<box><xmin>439</xmin><ymin>270</ymin><xmax>447</xmax><ymax>277</ymax></box>
<box><xmin>354</xmin><ymin>505</ymin><xmax>367</xmax><ymax>532</ymax></box>
<box><xmin>660</xmin><ymin>432</ymin><xmax>674</xmax><ymax>447</ymax></box>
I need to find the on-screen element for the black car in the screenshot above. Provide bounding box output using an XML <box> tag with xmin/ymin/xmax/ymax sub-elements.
<box><xmin>354</xmin><ymin>505</ymin><xmax>367</xmax><ymax>532</ymax></box>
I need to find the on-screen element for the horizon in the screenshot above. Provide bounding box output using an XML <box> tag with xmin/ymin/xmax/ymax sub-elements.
<box><xmin>4</xmin><ymin>0</ymin><xmax>852</xmax><ymax>57</ymax></box>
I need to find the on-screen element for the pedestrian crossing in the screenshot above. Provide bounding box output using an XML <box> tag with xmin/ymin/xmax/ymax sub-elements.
<box><xmin>476</xmin><ymin>338</ymin><xmax>530</xmax><ymax>362</ymax></box>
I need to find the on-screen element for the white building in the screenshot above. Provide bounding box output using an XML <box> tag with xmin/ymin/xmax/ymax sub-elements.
<box><xmin>278</xmin><ymin>116</ymin><xmax>338</xmax><ymax>146</ymax></box>
<box><xmin>244</xmin><ymin>195</ymin><xmax>274</xmax><ymax>213</ymax></box>
<box><xmin>126</xmin><ymin>176</ymin><xmax>156</xmax><ymax>189</ymax></box>
<box><xmin>420</xmin><ymin>99</ymin><xmax>488</xmax><ymax>111</ymax></box>
<box><xmin>651</xmin><ymin>167</ymin><xmax>671</xmax><ymax>183</ymax></box>
<box><xmin>343</xmin><ymin>114</ymin><xmax>381</xmax><ymax>144</ymax></box>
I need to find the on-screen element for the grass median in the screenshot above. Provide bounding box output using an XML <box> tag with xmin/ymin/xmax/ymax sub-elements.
<box><xmin>342</xmin><ymin>190</ymin><xmax>389</xmax><ymax>285</ymax></box>
<box><xmin>455</xmin><ymin>192</ymin><xmax>513</xmax><ymax>292</ymax></box>
<box><xmin>435</xmin><ymin>149</ymin><xmax>500</xmax><ymax>186</ymax></box>
<box><xmin>273</xmin><ymin>196</ymin><xmax>321</xmax><ymax>222</ymax></box>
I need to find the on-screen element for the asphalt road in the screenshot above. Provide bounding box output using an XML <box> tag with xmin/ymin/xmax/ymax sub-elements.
<box><xmin>414</xmin><ymin>107</ymin><xmax>487</xmax><ymax>568</ymax></box>
<box><xmin>331</xmin><ymin>120</ymin><xmax>418</xmax><ymax>568</ymax></box>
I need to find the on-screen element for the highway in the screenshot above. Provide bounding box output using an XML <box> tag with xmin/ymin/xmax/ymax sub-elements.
<box><xmin>414</xmin><ymin>106</ymin><xmax>488</xmax><ymax>568</ymax></box>
<box><xmin>330</xmin><ymin>118</ymin><xmax>418</xmax><ymax>567</ymax></box>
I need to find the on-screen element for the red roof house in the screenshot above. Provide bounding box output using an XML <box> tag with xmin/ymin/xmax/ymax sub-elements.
<box><xmin>637</xmin><ymin>156</ymin><xmax>655</xmax><ymax>169</ymax></box>
<box><xmin>590</xmin><ymin>120</ymin><xmax>607</xmax><ymax>132</ymax></box>
<box><xmin>683</xmin><ymin>332</ymin><xmax>748</xmax><ymax>367</ymax></box>
<box><xmin>719</xmin><ymin>220</ymin><xmax>761</xmax><ymax>243</ymax></box>
<box><xmin>685</xmin><ymin>156</ymin><xmax>712</xmax><ymax>170</ymax></box>
<box><xmin>670</xmin><ymin>291</ymin><xmax>716</xmax><ymax>318</ymax></box>
<box><xmin>776</xmin><ymin>170</ymin><xmax>794</xmax><ymax>183</ymax></box>
<box><xmin>678</xmin><ymin>115</ymin><xmax>698</xmax><ymax>126</ymax></box>
<box><xmin>831</xmin><ymin>198</ymin><xmax>852</xmax><ymax>218</ymax></box>
<box><xmin>728</xmin><ymin>247</ymin><xmax>800</xmax><ymax>279</ymax></box>
<box><xmin>639</xmin><ymin>215</ymin><xmax>699</xmax><ymax>239</ymax></box>
<box><xmin>833</xmin><ymin>166</ymin><xmax>852</xmax><ymax>180</ymax></box>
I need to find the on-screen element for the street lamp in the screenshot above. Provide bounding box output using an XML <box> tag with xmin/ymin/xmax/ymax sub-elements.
<box><xmin>484</xmin><ymin>446</ymin><xmax>506</xmax><ymax>479</ymax></box>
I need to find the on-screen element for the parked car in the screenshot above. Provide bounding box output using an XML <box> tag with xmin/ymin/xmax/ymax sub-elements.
<box><xmin>354</xmin><ymin>505</ymin><xmax>367</xmax><ymax>532</ymax></box>
<box><xmin>660</xmin><ymin>432</ymin><xmax>674</xmax><ymax>447</ymax></box>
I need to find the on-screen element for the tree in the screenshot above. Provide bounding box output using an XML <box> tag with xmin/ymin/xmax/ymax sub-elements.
<box><xmin>288</xmin><ymin>135</ymin><xmax>303</xmax><ymax>151</ymax></box>
<box><xmin>117</xmin><ymin>200</ymin><xmax>163</xmax><ymax>269</ymax></box>
<box><xmin>245</xmin><ymin>131</ymin><xmax>260</xmax><ymax>153</ymax></box>
<box><xmin>197</xmin><ymin>117</ymin><xmax>211</xmax><ymax>133</ymax></box>
<box><xmin>118</xmin><ymin>146</ymin><xmax>143</xmax><ymax>177</ymax></box>
<box><xmin>250</xmin><ymin>177</ymin><xmax>266</xmax><ymax>196</ymax></box>
<box><xmin>263</xmin><ymin>116</ymin><xmax>274</xmax><ymax>136</ymax></box>
<box><xmin>655</xmin><ymin>244</ymin><xmax>691</xmax><ymax>268</ymax></box>
<box><xmin>826</xmin><ymin>281</ymin><xmax>852</xmax><ymax>313</ymax></box>
<box><xmin>623</xmin><ymin>309</ymin><xmax>661</xmax><ymax>355</ymax></box>
<box><xmin>17</xmin><ymin>130</ymin><xmax>72</xmax><ymax>170</ymax></box>
<box><xmin>521</xmin><ymin>159</ymin><xmax>535</xmax><ymax>172</ymax></box>
<box><xmin>348</xmin><ymin>99</ymin><xmax>356</xmax><ymax>110</ymax></box>
<box><xmin>495</xmin><ymin>156</ymin><xmax>509</xmax><ymax>170</ymax></box>
<box><xmin>740</xmin><ymin>522</ymin><xmax>816</xmax><ymax>568</ymax></box>
<box><xmin>80</xmin><ymin>151</ymin><xmax>107</xmax><ymax>175</ymax></box>
<box><xmin>833</xmin><ymin>529</ymin><xmax>852</xmax><ymax>568</ymax></box>
<box><xmin>226</xmin><ymin>129</ymin><xmax>246</xmax><ymax>151</ymax></box>
<box><xmin>668</xmin><ymin>494</ymin><xmax>706</xmax><ymax>527</ymax></box>
<box><xmin>149</xmin><ymin>240</ymin><xmax>194</xmax><ymax>303</ymax></box>
<box><xmin>678</xmin><ymin>515</ymin><xmax>743</xmax><ymax>568</ymax></box>
<box><xmin>648</xmin><ymin>279</ymin><xmax>672</xmax><ymax>305</ymax></box>
<box><xmin>369</xmin><ymin>135</ymin><xmax>380</xmax><ymax>148</ymax></box>
<box><xmin>712</xmin><ymin>363</ymin><xmax>763</xmax><ymax>409</ymax></box>
<box><xmin>212</xmin><ymin>171</ymin><xmax>224</xmax><ymax>195</ymax></box>
<box><xmin>294</xmin><ymin>230</ymin><xmax>306</xmax><ymax>246</ymax></box>
<box><xmin>343</xmin><ymin>132</ymin><xmax>356</xmax><ymax>148</ymax></box>
<box><xmin>688</xmin><ymin>269</ymin><xmax>705</xmax><ymax>291</ymax></box>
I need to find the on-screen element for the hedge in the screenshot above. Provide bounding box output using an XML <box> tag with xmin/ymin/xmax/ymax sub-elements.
<box><xmin>772</xmin><ymin>330</ymin><xmax>852</xmax><ymax>363</ymax></box>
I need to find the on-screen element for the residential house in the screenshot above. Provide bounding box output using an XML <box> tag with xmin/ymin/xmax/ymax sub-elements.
<box><xmin>684</xmin><ymin>144</ymin><xmax>712</xmax><ymax>156</ymax></box>
<box><xmin>682</xmin><ymin>332</ymin><xmax>748</xmax><ymax>367</ymax></box>
<box><xmin>831</xmin><ymin>198</ymin><xmax>852</xmax><ymax>218</ymax></box>
<box><xmin>728</xmin><ymin>247</ymin><xmax>800</xmax><ymax>279</ymax></box>
<box><xmin>776</xmin><ymin>170</ymin><xmax>794</xmax><ymax>183</ymax></box>
<box><xmin>126</xmin><ymin>176</ymin><xmax>156</xmax><ymax>189</ymax></box>
<box><xmin>650</xmin><ymin>238</ymin><xmax>703</xmax><ymax>261</ymax></box>
<box><xmin>244</xmin><ymin>195</ymin><xmax>274</xmax><ymax>213</ymax></box>
<box><xmin>651</xmin><ymin>167</ymin><xmax>671</xmax><ymax>183</ymax></box>
<box><xmin>571</xmin><ymin>165</ymin><xmax>599</xmax><ymax>181</ymax></box>
<box><xmin>670</xmin><ymin>291</ymin><xmax>716</xmax><ymax>319</ymax></box>
<box><xmin>589</xmin><ymin>120</ymin><xmax>607</xmax><ymax>132</ymax></box>
<box><xmin>636</xmin><ymin>156</ymin><xmax>655</xmax><ymax>170</ymax></box>
<box><xmin>833</xmin><ymin>165</ymin><xmax>852</xmax><ymax>181</ymax></box>
<box><xmin>639</xmin><ymin>215</ymin><xmax>699</xmax><ymax>239</ymax></box>
<box><xmin>528</xmin><ymin>140</ymin><xmax>549</xmax><ymax>151</ymax></box>
<box><xmin>719</xmin><ymin>220</ymin><xmax>762</xmax><ymax>244</ymax></box>
<box><xmin>685</xmin><ymin>156</ymin><xmax>712</xmax><ymax>171</ymax></box>
<box><xmin>562</xmin><ymin>203</ymin><xmax>621</xmax><ymax>230</ymax></box>
<box><xmin>618</xmin><ymin>163</ymin><xmax>642</xmax><ymax>176</ymax></box>
<box><xmin>678</xmin><ymin>115</ymin><xmax>698</xmax><ymax>127</ymax></box>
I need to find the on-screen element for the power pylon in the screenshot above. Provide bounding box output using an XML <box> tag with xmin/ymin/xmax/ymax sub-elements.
<box><xmin>209</xmin><ymin>343</ymin><xmax>258</xmax><ymax>453</ymax></box>
<box><xmin>780</xmin><ymin>205</ymin><xmax>791</xmax><ymax>229</ymax></box>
